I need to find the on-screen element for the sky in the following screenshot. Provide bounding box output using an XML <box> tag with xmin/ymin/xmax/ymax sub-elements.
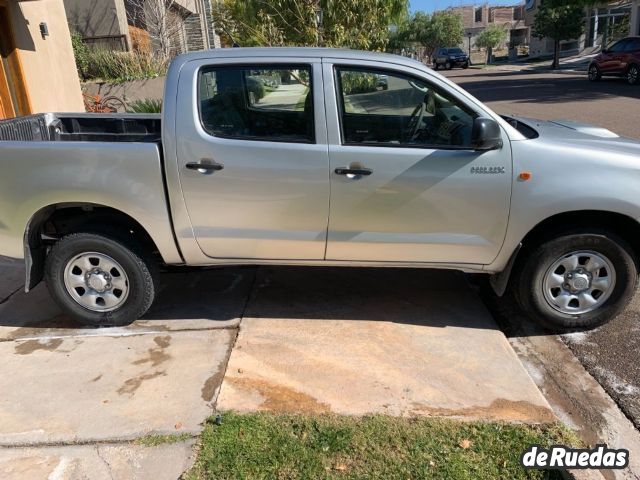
<box><xmin>410</xmin><ymin>0</ymin><xmax>522</xmax><ymax>14</ymax></box>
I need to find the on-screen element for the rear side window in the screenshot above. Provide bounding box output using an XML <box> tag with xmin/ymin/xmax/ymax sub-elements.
<box><xmin>624</xmin><ymin>38</ymin><xmax>640</xmax><ymax>51</ymax></box>
<box><xmin>198</xmin><ymin>65</ymin><xmax>314</xmax><ymax>143</ymax></box>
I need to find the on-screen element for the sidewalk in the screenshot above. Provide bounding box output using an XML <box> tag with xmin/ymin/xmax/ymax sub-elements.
<box><xmin>484</xmin><ymin>53</ymin><xmax>597</xmax><ymax>75</ymax></box>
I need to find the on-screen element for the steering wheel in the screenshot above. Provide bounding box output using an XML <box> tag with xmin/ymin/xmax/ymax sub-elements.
<box><xmin>405</xmin><ymin>101</ymin><xmax>426</xmax><ymax>142</ymax></box>
<box><xmin>405</xmin><ymin>90</ymin><xmax>439</xmax><ymax>142</ymax></box>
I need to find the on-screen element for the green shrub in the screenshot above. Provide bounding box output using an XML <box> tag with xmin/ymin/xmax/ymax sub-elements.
<box><xmin>126</xmin><ymin>98</ymin><xmax>163</xmax><ymax>113</ymax></box>
<box><xmin>71</xmin><ymin>32</ymin><xmax>90</xmax><ymax>80</ymax></box>
<box><xmin>246</xmin><ymin>76</ymin><xmax>266</xmax><ymax>101</ymax></box>
<box><xmin>341</xmin><ymin>72</ymin><xmax>378</xmax><ymax>95</ymax></box>
<box><xmin>83</xmin><ymin>50</ymin><xmax>168</xmax><ymax>83</ymax></box>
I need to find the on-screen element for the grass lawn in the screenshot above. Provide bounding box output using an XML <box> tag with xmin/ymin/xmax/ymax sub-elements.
<box><xmin>186</xmin><ymin>412</ymin><xmax>580</xmax><ymax>480</ymax></box>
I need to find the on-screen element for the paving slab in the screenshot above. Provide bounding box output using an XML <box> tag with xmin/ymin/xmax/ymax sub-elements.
<box><xmin>0</xmin><ymin>329</ymin><xmax>234</xmax><ymax>446</ymax></box>
<box><xmin>0</xmin><ymin>256</ymin><xmax>23</xmax><ymax>302</ymax></box>
<box><xmin>217</xmin><ymin>267</ymin><xmax>554</xmax><ymax>423</ymax></box>
<box><xmin>0</xmin><ymin>440</ymin><xmax>195</xmax><ymax>480</ymax></box>
<box><xmin>0</xmin><ymin>267</ymin><xmax>255</xmax><ymax>341</ymax></box>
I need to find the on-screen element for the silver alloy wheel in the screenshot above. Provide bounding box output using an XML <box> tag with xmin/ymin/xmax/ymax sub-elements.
<box><xmin>542</xmin><ymin>250</ymin><xmax>616</xmax><ymax>315</ymax></box>
<box><xmin>628</xmin><ymin>65</ymin><xmax>638</xmax><ymax>85</ymax></box>
<box><xmin>589</xmin><ymin>65</ymin><xmax>599</xmax><ymax>80</ymax></box>
<box><xmin>63</xmin><ymin>252</ymin><xmax>130</xmax><ymax>312</ymax></box>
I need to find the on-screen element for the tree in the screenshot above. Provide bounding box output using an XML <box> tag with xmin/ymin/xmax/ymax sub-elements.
<box><xmin>400</xmin><ymin>11</ymin><xmax>463</xmax><ymax>62</ymax></box>
<box><xmin>475</xmin><ymin>25</ymin><xmax>508</xmax><ymax>64</ymax></box>
<box><xmin>213</xmin><ymin>0</ymin><xmax>409</xmax><ymax>51</ymax></box>
<box><xmin>126</xmin><ymin>0</ymin><xmax>182</xmax><ymax>61</ymax></box>
<box><xmin>533</xmin><ymin>2</ymin><xmax>585</xmax><ymax>69</ymax></box>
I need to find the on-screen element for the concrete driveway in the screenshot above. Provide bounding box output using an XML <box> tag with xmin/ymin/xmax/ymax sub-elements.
<box><xmin>0</xmin><ymin>258</ymin><xmax>552</xmax><ymax>479</ymax></box>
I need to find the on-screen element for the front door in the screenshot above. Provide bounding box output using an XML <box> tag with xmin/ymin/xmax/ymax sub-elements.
<box><xmin>175</xmin><ymin>59</ymin><xmax>330</xmax><ymax>260</ymax></box>
<box><xmin>323</xmin><ymin>61</ymin><xmax>512</xmax><ymax>265</ymax></box>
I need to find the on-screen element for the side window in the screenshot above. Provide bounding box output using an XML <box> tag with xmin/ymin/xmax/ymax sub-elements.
<box><xmin>624</xmin><ymin>39</ymin><xmax>640</xmax><ymax>51</ymax></box>
<box><xmin>198</xmin><ymin>65</ymin><xmax>314</xmax><ymax>143</ymax></box>
<box><xmin>609</xmin><ymin>40</ymin><xmax>628</xmax><ymax>53</ymax></box>
<box><xmin>335</xmin><ymin>67</ymin><xmax>477</xmax><ymax>148</ymax></box>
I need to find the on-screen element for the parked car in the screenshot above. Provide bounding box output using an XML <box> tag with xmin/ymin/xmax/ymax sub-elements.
<box><xmin>588</xmin><ymin>36</ymin><xmax>640</xmax><ymax>85</ymax></box>
<box><xmin>1</xmin><ymin>47</ymin><xmax>640</xmax><ymax>331</ymax></box>
<box><xmin>433</xmin><ymin>47</ymin><xmax>470</xmax><ymax>70</ymax></box>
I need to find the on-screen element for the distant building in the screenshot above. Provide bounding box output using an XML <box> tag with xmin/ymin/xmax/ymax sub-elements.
<box><xmin>525</xmin><ymin>0</ymin><xmax>638</xmax><ymax>58</ymax></box>
<box><xmin>0</xmin><ymin>0</ymin><xmax>83</xmax><ymax>119</ymax></box>
<box><xmin>63</xmin><ymin>0</ymin><xmax>220</xmax><ymax>54</ymax></box>
<box><xmin>447</xmin><ymin>3</ymin><xmax>529</xmax><ymax>52</ymax></box>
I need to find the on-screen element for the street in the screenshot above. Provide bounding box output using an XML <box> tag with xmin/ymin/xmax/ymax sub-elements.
<box><xmin>443</xmin><ymin>68</ymin><xmax>640</xmax><ymax>139</ymax></box>
<box><xmin>442</xmin><ymin>67</ymin><xmax>640</xmax><ymax>431</ymax></box>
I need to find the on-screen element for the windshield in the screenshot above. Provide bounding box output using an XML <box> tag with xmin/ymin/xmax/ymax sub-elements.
<box><xmin>448</xmin><ymin>48</ymin><xmax>464</xmax><ymax>54</ymax></box>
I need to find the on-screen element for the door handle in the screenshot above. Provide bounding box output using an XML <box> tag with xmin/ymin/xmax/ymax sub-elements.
<box><xmin>335</xmin><ymin>167</ymin><xmax>373</xmax><ymax>176</ymax></box>
<box><xmin>186</xmin><ymin>162</ymin><xmax>224</xmax><ymax>172</ymax></box>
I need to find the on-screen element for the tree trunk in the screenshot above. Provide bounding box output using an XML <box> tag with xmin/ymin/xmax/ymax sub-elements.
<box><xmin>552</xmin><ymin>39</ymin><xmax>560</xmax><ymax>69</ymax></box>
<box><xmin>486</xmin><ymin>47</ymin><xmax>493</xmax><ymax>65</ymax></box>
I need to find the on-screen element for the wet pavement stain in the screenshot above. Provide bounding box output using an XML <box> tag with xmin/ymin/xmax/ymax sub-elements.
<box><xmin>117</xmin><ymin>370</ymin><xmax>167</xmax><ymax>396</ymax></box>
<box><xmin>409</xmin><ymin>398</ymin><xmax>556</xmax><ymax>423</ymax></box>
<box><xmin>227</xmin><ymin>376</ymin><xmax>331</xmax><ymax>413</ymax></box>
<box><xmin>201</xmin><ymin>371</ymin><xmax>225</xmax><ymax>402</ymax></box>
<box><xmin>132</xmin><ymin>335</ymin><xmax>172</xmax><ymax>367</ymax></box>
<box><xmin>14</xmin><ymin>338</ymin><xmax>63</xmax><ymax>355</ymax></box>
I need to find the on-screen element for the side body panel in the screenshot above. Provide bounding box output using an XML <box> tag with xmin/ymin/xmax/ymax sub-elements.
<box><xmin>0</xmin><ymin>141</ymin><xmax>182</xmax><ymax>263</ymax></box>
<box><xmin>486</xmin><ymin>133</ymin><xmax>640</xmax><ymax>272</ymax></box>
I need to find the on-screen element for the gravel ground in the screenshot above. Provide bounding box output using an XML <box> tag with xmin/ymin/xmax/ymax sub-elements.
<box><xmin>444</xmin><ymin>67</ymin><xmax>640</xmax><ymax>429</ymax></box>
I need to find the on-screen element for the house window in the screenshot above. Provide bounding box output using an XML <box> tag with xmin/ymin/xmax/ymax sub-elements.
<box><xmin>475</xmin><ymin>7</ymin><xmax>483</xmax><ymax>23</ymax></box>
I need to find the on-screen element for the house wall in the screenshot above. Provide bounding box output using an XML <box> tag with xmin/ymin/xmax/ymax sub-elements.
<box><xmin>7</xmin><ymin>0</ymin><xmax>83</xmax><ymax>113</ymax></box>
<box><xmin>631</xmin><ymin>0</ymin><xmax>640</xmax><ymax>35</ymax></box>
<box><xmin>63</xmin><ymin>0</ymin><xmax>129</xmax><ymax>42</ymax></box>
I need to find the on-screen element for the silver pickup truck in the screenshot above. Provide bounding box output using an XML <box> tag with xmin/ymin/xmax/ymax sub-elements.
<box><xmin>1</xmin><ymin>48</ymin><xmax>639</xmax><ymax>330</ymax></box>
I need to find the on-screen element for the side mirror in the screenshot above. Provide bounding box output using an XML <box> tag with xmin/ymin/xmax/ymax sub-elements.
<box><xmin>471</xmin><ymin>117</ymin><xmax>503</xmax><ymax>151</ymax></box>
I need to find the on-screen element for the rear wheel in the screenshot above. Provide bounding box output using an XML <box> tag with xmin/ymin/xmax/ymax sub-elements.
<box><xmin>627</xmin><ymin>64</ymin><xmax>639</xmax><ymax>85</ymax></box>
<box><xmin>514</xmin><ymin>232</ymin><xmax>637</xmax><ymax>330</ymax></box>
<box><xmin>588</xmin><ymin>64</ymin><xmax>601</xmax><ymax>81</ymax></box>
<box><xmin>45</xmin><ymin>233</ymin><xmax>157</xmax><ymax>327</ymax></box>
<box><xmin>445</xmin><ymin>61</ymin><xmax>452</xmax><ymax>70</ymax></box>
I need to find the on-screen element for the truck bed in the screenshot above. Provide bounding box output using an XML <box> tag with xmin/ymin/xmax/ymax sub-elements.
<box><xmin>0</xmin><ymin>113</ymin><xmax>161</xmax><ymax>143</ymax></box>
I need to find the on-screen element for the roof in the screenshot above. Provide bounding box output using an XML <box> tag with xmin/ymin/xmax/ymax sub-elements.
<box><xmin>172</xmin><ymin>47</ymin><xmax>426</xmax><ymax>70</ymax></box>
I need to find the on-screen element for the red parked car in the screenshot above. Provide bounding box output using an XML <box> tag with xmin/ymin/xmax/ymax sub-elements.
<box><xmin>588</xmin><ymin>36</ymin><xmax>640</xmax><ymax>85</ymax></box>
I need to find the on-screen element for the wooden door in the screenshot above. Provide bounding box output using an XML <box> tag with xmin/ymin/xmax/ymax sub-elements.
<box><xmin>0</xmin><ymin>2</ymin><xmax>30</xmax><ymax>119</ymax></box>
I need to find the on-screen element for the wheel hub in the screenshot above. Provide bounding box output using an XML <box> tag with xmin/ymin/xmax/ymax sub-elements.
<box><xmin>86</xmin><ymin>269</ymin><xmax>111</xmax><ymax>293</ymax></box>
<box><xmin>565</xmin><ymin>269</ymin><xmax>591</xmax><ymax>292</ymax></box>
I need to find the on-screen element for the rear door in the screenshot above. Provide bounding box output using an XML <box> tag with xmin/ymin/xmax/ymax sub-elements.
<box><xmin>175</xmin><ymin>58</ymin><xmax>329</xmax><ymax>260</ymax></box>
<box><xmin>322</xmin><ymin>60</ymin><xmax>512</xmax><ymax>265</ymax></box>
<box><xmin>602</xmin><ymin>39</ymin><xmax>628</xmax><ymax>73</ymax></box>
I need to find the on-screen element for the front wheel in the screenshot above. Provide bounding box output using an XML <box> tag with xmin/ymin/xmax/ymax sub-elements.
<box><xmin>462</xmin><ymin>62</ymin><xmax>469</xmax><ymax>69</ymax></box>
<box><xmin>445</xmin><ymin>61</ymin><xmax>452</xmax><ymax>70</ymax></box>
<box><xmin>45</xmin><ymin>233</ymin><xmax>157</xmax><ymax>327</ymax></box>
<box><xmin>514</xmin><ymin>232</ymin><xmax>637</xmax><ymax>330</ymax></box>
<box><xmin>588</xmin><ymin>64</ymin><xmax>601</xmax><ymax>82</ymax></box>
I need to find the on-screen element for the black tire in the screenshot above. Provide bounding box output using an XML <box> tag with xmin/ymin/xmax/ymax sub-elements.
<box><xmin>588</xmin><ymin>63</ymin><xmax>601</xmax><ymax>82</ymax></box>
<box><xmin>445</xmin><ymin>61</ymin><xmax>452</xmax><ymax>70</ymax></box>
<box><xmin>627</xmin><ymin>64</ymin><xmax>639</xmax><ymax>85</ymax></box>
<box><xmin>434</xmin><ymin>63</ymin><xmax>440</xmax><ymax>70</ymax></box>
<box><xmin>45</xmin><ymin>233</ymin><xmax>157</xmax><ymax>327</ymax></box>
<box><xmin>462</xmin><ymin>62</ymin><xmax>469</xmax><ymax>69</ymax></box>
<box><xmin>514</xmin><ymin>232</ymin><xmax>637</xmax><ymax>331</ymax></box>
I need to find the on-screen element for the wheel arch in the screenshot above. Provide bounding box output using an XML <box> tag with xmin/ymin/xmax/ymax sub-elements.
<box><xmin>491</xmin><ymin>210</ymin><xmax>640</xmax><ymax>296</ymax></box>
<box><xmin>24</xmin><ymin>203</ymin><xmax>164</xmax><ymax>291</ymax></box>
